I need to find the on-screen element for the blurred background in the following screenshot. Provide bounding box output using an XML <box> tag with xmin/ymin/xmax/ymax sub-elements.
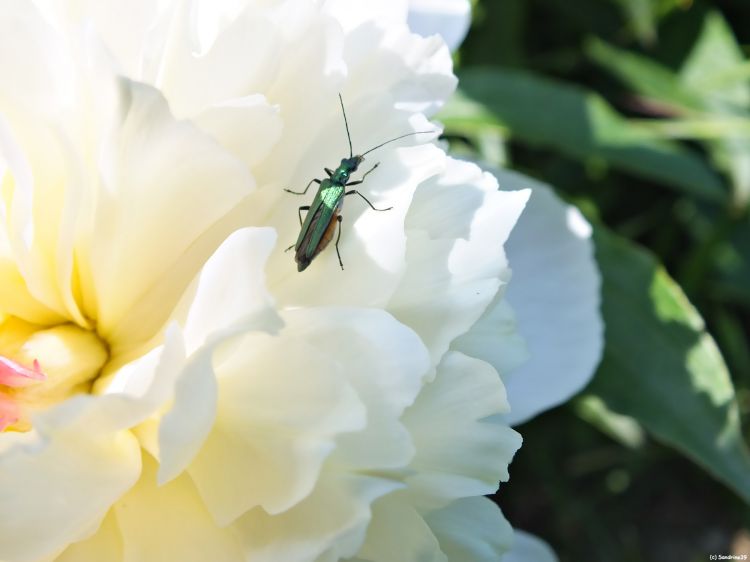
<box><xmin>439</xmin><ymin>1</ymin><xmax>750</xmax><ymax>560</ymax></box>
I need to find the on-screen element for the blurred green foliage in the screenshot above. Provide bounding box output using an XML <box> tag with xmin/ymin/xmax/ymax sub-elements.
<box><xmin>445</xmin><ymin>0</ymin><xmax>750</xmax><ymax>560</ymax></box>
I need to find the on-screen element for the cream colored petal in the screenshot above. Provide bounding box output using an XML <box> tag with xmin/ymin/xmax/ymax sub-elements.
<box><xmin>389</xmin><ymin>158</ymin><xmax>530</xmax><ymax>365</ymax></box>
<box><xmin>233</xmin><ymin>472</ymin><xmax>400</xmax><ymax>562</ymax></box>
<box><xmin>156</xmin><ymin>228</ymin><xmax>283</xmax><ymax>484</ymax></box>
<box><xmin>407</xmin><ymin>0</ymin><xmax>471</xmax><ymax>52</ymax></box>
<box><xmin>425</xmin><ymin>498</ymin><xmax>514</xmax><ymax>562</ymax></box>
<box><xmin>186</xmin><ymin>0</ymin><xmax>256</xmax><ymax>54</ymax></box>
<box><xmin>342</xmin><ymin>24</ymin><xmax>455</xmax><ymax>115</ymax></box>
<box><xmin>194</xmin><ymin>95</ymin><xmax>283</xmax><ymax>167</ymax></box>
<box><xmin>452</xmin><ymin>297</ymin><xmax>530</xmax><ymax>379</ymax></box>
<box><xmin>501</xmin><ymin>530</ymin><xmax>558</xmax><ymax>562</ymax></box>
<box><xmin>402</xmin><ymin>351</ymin><xmax>521</xmax><ymax>511</ymax></box>
<box><xmin>185</xmin><ymin>307</ymin><xmax>427</xmax><ymax>525</ymax></box>
<box><xmin>496</xmin><ymin>170</ymin><xmax>603</xmax><ymax>424</ymax></box>
<box><xmin>86</xmin><ymin>79</ymin><xmax>254</xmax><ymax>348</ymax></box>
<box><xmin>287</xmin><ymin>308</ymin><xmax>430</xmax><ymax>470</ymax></box>
<box><xmin>0</xmin><ymin>107</ymin><xmax>80</xmax><ymax>324</ymax></box>
<box><xmin>31</xmin><ymin>0</ymin><xmax>168</xmax><ymax>81</ymax></box>
<box><xmin>322</xmin><ymin>0</ymin><xmax>409</xmax><ymax>32</ymax></box>
<box><xmin>0</xmin><ymin>1</ymin><xmax>75</xmax><ymax>114</ymax></box>
<box><xmin>156</xmin><ymin>342</ymin><xmax>218</xmax><ymax>485</ymax></box>
<box><xmin>153</xmin><ymin>4</ymin><xmax>282</xmax><ymax>118</ymax></box>
<box><xmin>181</xmin><ymin>227</ymin><xmax>281</xmax><ymax>353</ymax></box>
<box><xmin>354</xmin><ymin>495</ymin><xmax>447</xmax><ymax>562</ymax></box>
<box><xmin>112</xmin><ymin>453</ymin><xmax>245</xmax><ymax>562</ymax></box>
<box><xmin>55</xmin><ymin>511</ymin><xmax>123</xmax><ymax>562</ymax></box>
<box><xmin>0</xmin><ymin>399</ymin><xmax>141</xmax><ymax>562</ymax></box>
<box><xmin>0</xmin><ymin>215</ymin><xmax>62</xmax><ymax>324</ymax></box>
<box><xmin>186</xmin><ymin>331</ymin><xmax>365</xmax><ymax>525</ymax></box>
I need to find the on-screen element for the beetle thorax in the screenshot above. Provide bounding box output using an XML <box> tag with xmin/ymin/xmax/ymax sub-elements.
<box><xmin>332</xmin><ymin>156</ymin><xmax>363</xmax><ymax>184</ymax></box>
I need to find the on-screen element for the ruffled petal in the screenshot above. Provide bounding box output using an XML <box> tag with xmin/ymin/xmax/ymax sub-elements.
<box><xmin>354</xmin><ymin>496</ymin><xmax>446</xmax><ymax>562</ymax></box>
<box><xmin>425</xmin><ymin>498</ymin><xmax>514</xmax><ymax>562</ymax></box>
<box><xmin>501</xmin><ymin>529</ymin><xmax>558</xmax><ymax>562</ymax></box>
<box><xmin>0</xmin><ymin>398</ymin><xmax>141</xmax><ymax>562</ymax></box>
<box><xmin>402</xmin><ymin>351</ymin><xmax>522</xmax><ymax>511</ymax></box>
<box><xmin>389</xmin><ymin>158</ymin><xmax>529</xmax><ymax>365</ymax></box>
<box><xmin>407</xmin><ymin>0</ymin><xmax>471</xmax><ymax>52</ymax></box>
<box><xmin>185</xmin><ymin>307</ymin><xmax>428</xmax><ymax>525</ymax></box>
<box><xmin>185</xmin><ymin>331</ymin><xmax>365</xmax><ymax>524</ymax></box>
<box><xmin>496</xmin><ymin>170</ymin><xmax>603</xmax><ymax>424</ymax></box>
<box><xmin>157</xmin><ymin>228</ymin><xmax>283</xmax><ymax>483</ymax></box>
<box><xmin>54</xmin><ymin>512</ymin><xmax>123</xmax><ymax>562</ymax></box>
<box><xmin>233</xmin><ymin>472</ymin><xmax>399</xmax><ymax>562</ymax></box>
<box><xmin>85</xmin><ymin>78</ymin><xmax>255</xmax><ymax>349</ymax></box>
<box><xmin>112</xmin><ymin>454</ymin><xmax>245</xmax><ymax>562</ymax></box>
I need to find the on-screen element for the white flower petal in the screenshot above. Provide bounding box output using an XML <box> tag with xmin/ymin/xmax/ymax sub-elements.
<box><xmin>290</xmin><ymin>308</ymin><xmax>429</xmax><ymax>470</ymax></box>
<box><xmin>425</xmin><ymin>497</ymin><xmax>514</xmax><ymax>562</ymax></box>
<box><xmin>0</xmin><ymin>1</ymin><xmax>74</xmax><ymax>113</ymax></box>
<box><xmin>452</xmin><ymin>296</ymin><xmax>530</xmax><ymax>379</ymax></box>
<box><xmin>354</xmin><ymin>496</ymin><xmax>446</xmax><ymax>562</ymax></box>
<box><xmin>342</xmin><ymin>24</ymin><xmax>455</xmax><ymax>115</ymax></box>
<box><xmin>389</xmin><ymin>158</ymin><xmax>529</xmax><ymax>365</ymax></box>
<box><xmin>233</xmin><ymin>473</ymin><xmax>399</xmax><ymax>562</ymax></box>
<box><xmin>194</xmin><ymin>95</ymin><xmax>283</xmax><ymax>167</ymax></box>
<box><xmin>112</xmin><ymin>454</ymin><xmax>245</xmax><ymax>562</ymax></box>
<box><xmin>0</xmin><ymin>114</ymin><xmax>65</xmax><ymax>324</ymax></box>
<box><xmin>55</xmin><ymin>511</ymin><xmax>123</xmax><ymax>562</ymax></box>
<box><xmin>32</xmin><ymin>0</ymin><xmax>167</xmax><ymax>82</ymax></box>
<box><xmin>182</xmin><ymin>227</ymin><xmax>280</xmax><ymax>352</ymax></box>
<box><xmin>156</xmin><ymin>342</ymin><xmax>218</xmax><ymax>485</ymax></box>
<box><xmin>502</xmin><ymin>529</ymin><xmax>558</xmax><ymax>562</ymax></box>
<box><xmin>183</xmin><ymin>306</ymin><xmax>428</xmax><ymax>527</ymax></box>
<box><xmin>154</xmin><ymin>6</ymin><xmax>282</xmax><ymax>118</ymax></box>
<box><xmin>322</xmin><ymin>0</ymin><xmax>409</xmax><ymax>32</ymax></box>
<box><xmin>0</xmin><ymin>96</ymin><xmax>88</xmax><ymax>324</ymax></box>
<box><xmin>185</xmin><ymin>328</ymin><xmax>365</xmax><ymax>524</ymax></box>
<box><xmin>158</xmin><ymin>228</ymin><xmax>283</xmax><ymax>483</ymax></box>
<box><xmin>0</xmin><ymin>399</ymin><xmax>140</xmax><ymax>562</ymax></box>
<box><xmin>495</xmin><ymin>169</ymin><xmax>603</xmax><ymax>425</ymax></box>
<box><xmin>86</xmin><ymin>79</ymin><xmax>254</xmax><ymax>348</ymax></box>
<box><xmin>407</xmin><ymin>0</ymin><xmax>471</xmax><ymax>52</ymax></box>
<box><xmin>402</xmin><ymin>351</ymin><xmax>522</xmax><ymax>511</ymax></box>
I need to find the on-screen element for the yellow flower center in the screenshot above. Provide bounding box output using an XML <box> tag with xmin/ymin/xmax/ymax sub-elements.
<box><xmin>0</xmin><ymin>317</ymin><xmax>109</xmax><ymax>432</ymax></box>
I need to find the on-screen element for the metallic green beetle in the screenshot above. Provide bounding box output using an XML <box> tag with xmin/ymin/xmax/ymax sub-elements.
<box><xmin>285</xmin><ymin>94</ymin><xmax>432</xmax><ymax>272</ymax></box>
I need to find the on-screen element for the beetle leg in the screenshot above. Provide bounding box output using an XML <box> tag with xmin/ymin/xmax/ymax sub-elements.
<box><xmin>284</xmin><ymin>179</ymin><xmax>320</xmax><ymax>195</ymax></box>
<box><xmin>296</xmin><ymin>205</ymin><xmax>310</xmax><ymax>226</ymax></box>
<box><xmin>346</xmin><ymin>163</ymin><xmax>380</xmax><ymax>187</ymax></box>
<box><xmin>334</xmin><ymin>215</ymin><xmax>344</xmax><ymax>270</ymax></box>
<box><xmin>325</xmin><ymin>168</ymin><xmax>334</xmax><ymax>177</ymax></box>
<box><xmin>345</xmin><ymin>190</ymin><xmax>393</xmax><ymax>212</ymax></box>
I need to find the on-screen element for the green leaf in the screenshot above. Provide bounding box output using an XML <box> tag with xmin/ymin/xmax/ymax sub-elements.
<box><xmin>448</xmin><ymin>68</ymin><xmax>727</xmax><ymax>203</ymax></box>
<box><xmin>681</xmin><ymin>11</ymin><xmax>749</xmax><ymax>108</ymax></box>
<box><xmin>605</xmin><ymin>0</ymin><xmax>689</xmax><ymax>44</ymax></box>
<box><xmin>610</xmin><ymin>0</ymin><xmax>657</xmax><ymax>44</ymax></box>
<box><xmin>587</xmin><ymin>29</ymin><xmax>750</xmax><ymax>209</ymax></box>
<box><xmin>585</xmin><ymin>38</ymin><xmax>704</xmax><ymax>112</ymax></box>
<box><xmin>575</xmin><ymin>395</ymin><xmax>646</xmax><ymax>449</ymax></box>
<box><xmin>680</xmin><ymin>11</ymin><xmax>750</xmax><ymax>210</ymax></box>
<box><xmin>587</xmin><ymin>227</ymin><xmax>750</xmax><ymax>503</ymax></box>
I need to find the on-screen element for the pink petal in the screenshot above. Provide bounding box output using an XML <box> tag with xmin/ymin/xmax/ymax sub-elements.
<box><xmin>0</xmin><ymin>356</ymin><xmax>46</xmax><ymax>388</ymax></box>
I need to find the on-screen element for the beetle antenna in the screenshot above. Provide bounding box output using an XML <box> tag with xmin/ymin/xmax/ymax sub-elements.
<box><xmin>361</xmin><ymin>130</ymin><xmax>435</xmax><ymax>156</ymax></box>
<box><xmin>338</xmin><ymin>94</ymin><xmax>353</xmax><ymax>158</ymax></box>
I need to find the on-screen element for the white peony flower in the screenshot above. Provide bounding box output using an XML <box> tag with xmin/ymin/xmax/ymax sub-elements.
<box><xmin>0</xmin><ymin>2</ymin><xmax>602</xmax><ymax>562</ymax></box>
